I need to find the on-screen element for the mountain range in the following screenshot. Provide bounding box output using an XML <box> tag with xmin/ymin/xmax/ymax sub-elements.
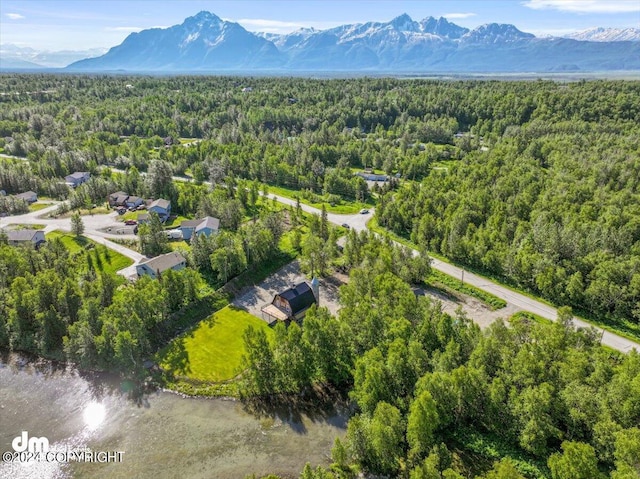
<box><xmin>0</xmin><ymin>44</ymin><xmax>106</xmax><ymax>69</ymax></box>
<box><xmin>5</xmin><ymin>11</ymin><xmax>640</xmax><ymax>73</ymax></box>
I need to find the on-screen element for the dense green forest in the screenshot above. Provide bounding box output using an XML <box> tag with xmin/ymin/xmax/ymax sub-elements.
<box><xmin>1</xmin><ymin>75</ymin><xmax>639</xmax><ymax>478</ymax></box>
<box><xmin>0</xmin><ymin>232</ymin><xmax>210</xmax><ymax>368</ymax></box>
<box><xmin>242</xmin><ymin>233</ymin><xmax>640</xmax><ymax>479</ymax></box>
<box><xmin>1</xmin><ymin>75</ymin><xmax>638</xmax><ymax>329</ymax></box>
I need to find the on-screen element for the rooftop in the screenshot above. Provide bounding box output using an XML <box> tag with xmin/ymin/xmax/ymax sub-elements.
<box><xmin>6</xmin><ymin>229</ymin><xmax>41</xmax><ymax>241</ymax></box>
<box><xmin>278</xmin><ymin>281</ymin><xmax>316</xmax><ymax>315</ymax></box>
<box><xmin>138</xmin><ymin>252</ymin><xmax>185</xmax><ymax>273</ymax></box>
<box><xmin>150</xmin><ymin>198</ymin><xmax>170</xmax><ymax>209</ymax></box>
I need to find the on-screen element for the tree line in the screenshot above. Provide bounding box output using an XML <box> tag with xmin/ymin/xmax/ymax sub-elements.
<box><xmin>241</xmin><ymin>234</ymin><xmax>640</xmax><ymax>479</ymax></box>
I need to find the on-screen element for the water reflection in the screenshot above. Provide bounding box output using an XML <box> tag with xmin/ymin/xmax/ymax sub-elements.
<box><xmin>82</xmin><ymin>402</ymin><xmax>106</xmax><ymax>430</ymax></box>
<box><xmin>0</xmin><ymin>352</ymin><xmax>347</xmax><ymax>479</ymax></box>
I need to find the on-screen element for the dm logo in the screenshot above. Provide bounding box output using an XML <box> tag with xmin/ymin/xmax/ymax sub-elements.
<box><xmin>11</xmin><ymin>431</ymin><xmax>50</xmax><ymax>453</ymax></box>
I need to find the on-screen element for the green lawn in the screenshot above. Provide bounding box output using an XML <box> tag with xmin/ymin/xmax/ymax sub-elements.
<box><xmin>158</xmin><ymin>305</ymin><xmax>273</xmax><ymax>383</ymax></box>
<box><xmin>427</xmin><ymin>270</ymin><xmax>507</xmax><ymax>311</ymax></box>
<box><xmin>163</xmin><ymin>215</ymin><xmax>189</xmax><ymax>229</ymax></box>
<box><xmin>45</xmin><ymin>232</ymin><xmax>133</xmax><ymax>274</ymax></box>
<box><xmin>267</xmin><ymin>184</ymin><xmax>373</xmax><ymax>214</ymax></box>
<box><xmin>28</xmin><ymin>202</ymin><xmax>50</xmax><ymax>212</ymax></box>
<box><xmin>8</xmin><ymin>223</ymin><xmax>45</xmax><ymax>230</ymax></box>
<box><xmin>168</xmin><ymin>240</ymin><xmax>191</xmax><ymax>252</ymax></box>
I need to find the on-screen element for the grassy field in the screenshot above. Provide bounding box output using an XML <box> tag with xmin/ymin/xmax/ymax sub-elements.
<box><xmin>158</xmin><ymin>305</ymin><xmax>274</xmax><ymax>384</ymax></box>
<box><xmin>7</xmin><ymin>223</ymin><xmax>46</xmax><ymax>230</ymax></box>
<box><xmin>267</xmin><ymin>184</ymin><xmax>373</xmax><ymax>214</ymax></box>
<box><xmin>426</xmin><ymin>270</ymin><xmax>507</xmax><ymax>311</ymax></box>
<box><xmin>28</xmin><ymin>202</ymin><xmax>51</xmax><ymax>212</ymax></box>
<box><xmin>163</xmin><ymin>215</ymin><xmax>189</xmax><ymax>229</ymax></box>
<box><xmin>45</xmin><ymin>231</ymin><xmax>133</xmax><ymax>274</ymax></box>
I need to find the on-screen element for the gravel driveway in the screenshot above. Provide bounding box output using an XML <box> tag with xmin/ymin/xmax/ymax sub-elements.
<box><xmin>233</xmin><ymin>260</ymin><xmax>344</xmax><ymax>322</ymax></box>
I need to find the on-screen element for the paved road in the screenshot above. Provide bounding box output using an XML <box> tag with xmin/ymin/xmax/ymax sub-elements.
<box><xmin>0</xmin><ymin>202</ymin><xmax>143</xmax><ymax>269</ymax></box>
<box><xmin>114</xmin><ymin>167</ymin><xmax>637</xmax><ymax>353</ymax></box>
<box><xmin>5</xmin><ymin>163</ymin><xmax>638</xmax><ymax>353</ymax></box>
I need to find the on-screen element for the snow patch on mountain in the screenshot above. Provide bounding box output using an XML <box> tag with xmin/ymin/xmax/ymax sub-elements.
<box><xmin>565</xmin><ymin>27</ymin><xmax>640</xmax><ymax>42</ymax></box>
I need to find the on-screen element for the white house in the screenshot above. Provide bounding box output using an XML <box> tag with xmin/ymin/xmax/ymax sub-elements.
<box><xmin>5</xmin><ymin>229</ymin><xmax>46</xmax><ymax>248</ymax></box>
<box><xmin>135</xmin><ymin>252</ymin><xmax>186</xmax><ymax>279</ymax></box>
<box><xmin>65</xmin><ymin>172</ymin><xmax>90</xmax><ymax>188</ymax></box>
<box><xmin>148</xmin><ymin>199</ymin><xmax>171</xmax><ymax>222</ymax></box>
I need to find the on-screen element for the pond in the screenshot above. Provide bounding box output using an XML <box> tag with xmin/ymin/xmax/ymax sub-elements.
<box><xmin>0</xmin><ymin>352</ymin><xmax>347</xmax><ymax>479</ymax></box>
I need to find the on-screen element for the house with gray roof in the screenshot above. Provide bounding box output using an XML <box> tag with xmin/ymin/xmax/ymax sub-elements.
<box><xmin>125</xmin><ymin>196</ymin><xmax>144</xmax><ymax>208</ymax></box>
<box><xmin>5</xmin><ymin>229</ymin><xmax>46</xmax><ymax>248</ymax></box>
<box><xmin>65</xmin><ymin>172</ymin><xmax>90</xmax><ymax>188</ymax></box>
<box><xmin>135</xmin><ymin>252</ymin><xmax>186</xmax><ymax>279</ymax></box>
<box><xmin>180</xmin><ymin>216</ymin><xmax>220</xmax><ymax>241</ymax></box>
<box><xmin>15</xmin><ymin>191</ymin><xmax>37</xmax><ymax>203</ymax></box>
<box><xmin>148</xmin><ymin>199</ymin><xmax>171</xmax><ymax>222</ymax></box>
<box><xmin>108</xmin><ymin>191</ymin><xmax>129</xmax><ymax>207</ymax></box>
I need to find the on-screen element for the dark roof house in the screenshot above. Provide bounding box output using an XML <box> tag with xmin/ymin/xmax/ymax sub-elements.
<box><xmin>261</xmin><ymin>281</ymin><xmax>317</xmax><ymax>323</ymax></box>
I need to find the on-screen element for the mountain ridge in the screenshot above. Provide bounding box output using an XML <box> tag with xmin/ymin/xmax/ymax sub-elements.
<box><xmin>58</xmin><ymin>12</ymin><xmax>640</xmax><ymax>72</ymax></box>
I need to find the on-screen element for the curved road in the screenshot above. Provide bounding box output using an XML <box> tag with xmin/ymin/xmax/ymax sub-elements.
<box><xmin>0</xmin><ymin>203</ymin><xmax>144</xmax><ymax>266</ymax></box>
<box><xmin>263</xmin><ymin>192</ymin><xmax>638</xmax><ymax>353</ymax></box>
<box><xmin>162</xmin><ymin>171</ymin><xmax>638</xmax><ymax>353</ymax></box>
<box><xmin>3</xmin><ymin>164</ymin><xmax>638</xmax><ymax>353</ymax></box>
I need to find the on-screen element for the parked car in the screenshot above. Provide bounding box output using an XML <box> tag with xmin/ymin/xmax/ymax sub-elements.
<box><xmin>116</xmin><ymin>207</ymin><xmax>126</xmax><ymax>215</ymax></box>
<box><xmin>359</xmin><ymin>209</ymin><xmax>369</xmax><ymax>214</ymax></box>
<box><xmin>342</xmin><ymin>223</ymin><xmax>350</xmax><ymax>229</ymax></box>
<box><xmin>124</xmin><ymin>219</ymin><xmax>137</xmax><ymax>225</ymax></box>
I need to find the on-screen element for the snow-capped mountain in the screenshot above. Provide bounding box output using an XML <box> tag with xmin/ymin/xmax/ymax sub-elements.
<box><xmin>66</xmin><ymin>12</ymin><xmax>640</xmax><ymax>72</ymax></box>
<box><xmin>0</xmin><ymin>44</ymin><xmax>106</xmax><ymax>68</ymax></box>
<box><xmin>69</xmin><ymin>11</ymin><xmax>283</xmax><ymax>71</ymax></box>
<box><xmin>565</xmin><ymin>27</ymin><xmax>640</xmax><ymax>42</ymax></box>
<box><xmin>460</xmin><ymin>23</ymin><xmax>535</xmax><ymax>44</ymax></box>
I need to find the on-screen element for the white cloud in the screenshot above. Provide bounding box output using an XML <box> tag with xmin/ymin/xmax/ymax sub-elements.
<box><xmin>104</xmin><ymin>26</ymin><xmax>143</xmax><ymax>33</ymax></box>
<box><xmin>523</xmin><ymin>0</ymin><xmax>640</xmax><ymax>14</ymax></box>
<box><xmin>6</xmin><ymin>13</ymin><xmax>25</xmax><ymax>20</ymax></box>
<box><xmin>443</xmin><ymin>13</ymin><xmax>477</xmax><ymax>19</ymax></box>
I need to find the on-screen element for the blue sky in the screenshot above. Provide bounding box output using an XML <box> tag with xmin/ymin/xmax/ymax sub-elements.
<box><xmin>2</xmin><ymin>0</ymin><xmax>639</xmax><ymax>50</ymax></box>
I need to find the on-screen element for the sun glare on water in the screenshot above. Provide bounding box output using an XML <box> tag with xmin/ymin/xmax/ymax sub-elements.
<box><xmin>83</xmin><ymin>402</ymin><xmax>106</xmax><ymax>430</ymax></box>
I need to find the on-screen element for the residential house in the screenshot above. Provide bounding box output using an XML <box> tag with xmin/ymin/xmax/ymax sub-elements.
<box><xmin>125</xmin><ymin>196</ymin><xmax>144</xmax><ymax>209</ymax></box>
<box><xmin>261</xmin><ymin>281</ymin><xmax>317</xmax><ymax>323</ymax></box>
<box><xmin>148</xmin><ymin>199</ymin><xmax>171</xmax><ymax>222</ymax></box>
<box><xmin>15</xmin><ymin>191</ymin><xmax>38</xmax><ymax>203</ymax></box>
<box><xmin>5</xmin><ymin>229</ymin><xmax>46</xmax><ymax>248</ymax></box>
<box><xmin>108</xmin><ymin>191</ymin><xmax>129</xmax><ymax>207</ymax></box>
<box><xmin>64</xmin><ymin>171</ymin><xmax>90</xmax><ymax>188</ymax></box>
<box><xmin>135</xmin><ymin>252</ymin><xmax>186</xmax><ymax>279</ymax></box>
<box><xmin>356</xmin><ymin>171</ymin><xmax>389</xmax><ymax>182</ymax></box>
<box><xmin>180</xmin><ymin>216</ymin><xmax>220</xmax><ymax>241</ymax></box>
